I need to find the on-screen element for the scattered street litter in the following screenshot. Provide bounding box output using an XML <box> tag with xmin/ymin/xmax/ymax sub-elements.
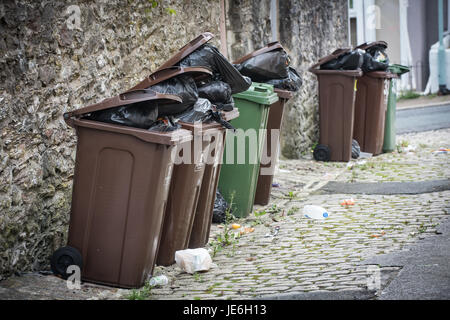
<box><xmin>148</xmin><ymin>275</ymin><xmax>169</xmax><ymax>287</ymax></box>
<box><xmin>370</xmin><ymin>231</ymin><xmax>386</xmax><ymax>238</ymax></box>
<box><xmin>264</xmin><ymin>226</ymin><xmax>280</xmax><ymax>238</ymax></box>
<box><xmin>231</xmin><ymin>223</ymin><xmax>241</xmax><ymax>229</ymax></box>
<box><xmin>239</xmin><ymin>226</ymin><xmax>255</xmax><ymax>236</ymax></box>
<box><xmin>359</xmin><ymin>152</ymin><xmax>373</xmax><ymax>159</ymax></box>
<box><xmin>432</xmin><ymin>147</ymin><xmax>449</xmax><ymax>155</ymax></box>
<box><xmin>340</xmin><ymin>198</ymin><xmax>355</xmax><ymax>206</ymax></box>
<box><xmin>303</xmin><ymin>205</ymin><xmax>329</xmax><ymax>220</ymax></box>
<box><xmin>175</xmin><ymin>248</ymin><xmax>212</xmax><ymax>274</ymax></box>
<box><xmin>272</xmin><ymin>183</ymin><xmax>280</xmax><ymax>188</ymax></box>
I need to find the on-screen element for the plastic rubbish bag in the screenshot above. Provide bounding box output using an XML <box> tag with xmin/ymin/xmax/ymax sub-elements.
<box><xmin>179</xmin><ymin>44</ymin><xmax>252</xmax><ymax>94</ymax></box>
<box><xmin>175</xmin><ymin>248</ymin><xmax>212</xmax><ymax>274</ymax></box>
<box><xmin>197</xmin><ymin>81</ymin><xmax>234</xmax><ymax>110</ymax></box>
<box><xmin>84</xmin><ymin>100</ymin><xmax>158</xmax><ymax>129</ymax></box>
<box><xmin>149</xmin><ymin>75</ymin><xmax>198</xmax><ymax>116</ymax></box>
<box><xmin>176</xmin><ymin>98</ymin><xmax>235</xmax><ymax>130</ymax></box>
<box><xmin>320</xmin><ymin>50</ymin><xmax>364</xmax><ymax>71</ymax></box>
<box><xmin>235</xmin><ymin>50</ymin><xmax>290</xmax><ymax>81</ymax></box>
<box><xmin>265</xmin><ymin>67</ymin><xmax>303</xmax><ymax>92</ymax></box>
<box><xmin>212</xmin><ymin>189</ymin><xmax>231</xmax><ymax>223</ymax></box>
<box><xmin>361</xmin><ymin>45</ymin><xmax>389</xmax><ymax>73</ymax></box>
<box><xmin>352</xmin><ymin>139</ymin><xmax>361</xmax><ymax>159</ymax></box>
<box><xmin>148</xmin><ymin>116</ymin><xmax>181</xmax><ymax>132</ymax></box>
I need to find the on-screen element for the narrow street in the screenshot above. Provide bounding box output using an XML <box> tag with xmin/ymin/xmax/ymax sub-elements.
<box><xmin>1</xmin><ymin>127</ymin><xmax>448</xmax><ymax>300</ymax></box>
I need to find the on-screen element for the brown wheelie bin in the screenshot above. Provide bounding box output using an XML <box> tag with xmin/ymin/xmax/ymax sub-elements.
<box><xmin>308</xmin><ymin>49</ymin><xmax>363</xmax><ymax>162</ymax></box>
<box><xmin>233</xmin><ymin>42</ymin><xmax>297</xmax><ymax>205</ymax></box>
<box><xmin>187</xmin><ymin>108</ymin><xmax>240</xmax><ymax>249</ymax></box>
<box><xmin>353</xmin><ymin>42</ymin><xmax>395</xmax><ymax>155</ymax></box>
<box><xmin>55</xmin><ymin>90</ymin><xmax>192</xmax><ymax>288</ymax></box>
<box><xmin>127</xmin><ymin>66</ymin><xmax>215</xmax><ymax>266</ymax></box>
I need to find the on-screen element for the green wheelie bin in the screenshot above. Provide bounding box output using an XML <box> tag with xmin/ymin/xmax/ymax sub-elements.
<box><xmin>382</xmin><ymin>64</ymin><xmax>410</xmax><ymax>153</ymax></box>
<box><xmin>218</xmin><ymin>83</ymin><xmax>279</xmax><ymax>218</ymax></box>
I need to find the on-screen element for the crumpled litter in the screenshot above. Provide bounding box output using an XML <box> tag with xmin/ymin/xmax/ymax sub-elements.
<box><xmin>175</xmin><ymin>248</ymin><xmax>212</xmax><ymax>274</ymax></box>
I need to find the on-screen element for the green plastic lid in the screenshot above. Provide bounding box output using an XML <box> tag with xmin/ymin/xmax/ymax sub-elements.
<box><xmin>232</xmin><ymin>82</ymin><xmax>279</xmax><ymax>105</ymax></box>
<box><xmin>388</xmin><ymin>64</ymin><xmax>410</xmax><ymax>76</ymax></box>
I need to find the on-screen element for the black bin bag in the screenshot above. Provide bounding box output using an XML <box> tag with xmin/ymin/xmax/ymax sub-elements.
<box><xmin>175</xmin><ymin>98</ymin><xmax>234</xmax><ymax>130</ymax></box>
<box><xmin>361</xmin><ymin>44</ymin><xmax>390</xmax><ymax>73</ymax></box>
<box><xmin>212</xmin><ymin>189</ymin><xmax>233</xmax><ymax>223</ymax></box>
<box><xmin>179</xmin><ymin>44</ymin><xmax>251</xmax><ymax>95</ymax></box>
<box><xmin>265</xmin><ymin>67</ymin><xmax>303</xmax><ymax>91</ymax></box>
<box><xmin>148</xmin><ymin>116</ymin><xmax>181</xmax><ymax>132</ymax></box>
<box><xmin>235</xmin><ymin>49</ymin><xmax>290</xmax><ymax>82</ymax></box>
<box><xmin>84</xmin><ymin>99</ymin><xmax>158</xmax><ymax>129</ymax></box>
<box><xmin>197</xmin><ymin>81</ymin><xmax>234</xmax><ymax>111</ymax></box>
<box><xmin>149</xmin><ymin>74</ymin><xmax>199</xmax><ymax>116</ymax></box>
<box><xmin>320</xmin><ymin>50</ymin><xmax>364</xmax><ymax>71</ymax></box>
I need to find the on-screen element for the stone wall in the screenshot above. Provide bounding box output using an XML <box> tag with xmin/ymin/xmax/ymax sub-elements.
<box><xmin>0</xmin><ymin>0</ymin><xmax>221</xmax><ymax>279</ymax></box>
<box><xmin>225</xmin><ymin>0</ymin><xmax>349</xmax><ymax>158</ymax></box>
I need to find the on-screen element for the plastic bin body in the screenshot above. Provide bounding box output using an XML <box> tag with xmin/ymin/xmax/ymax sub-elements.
<box><xmin>383</xmin><ymin>64</ymin><xmax>409</xmax><ymax>152</ymax></box>
<box><xmin>66</xmin><ymin>119</ymin><xmax>190</xmax><ymax>288</ymax></box>
<box><xmin>254</xmin><ymin>89</ymin><xmax>293</xmax><ymax>205</ymax></box>
<box><xmin>315</xmin><ymin>70</ymin><xmax>361</xmax><ymax>161</ymax></box>
<box><xmin>188</xmin><ymin>109</ymin><xmax>239</xmax><ymax>249</ymax></box>
<box><xmin>353</xmin><ymin>71</ymin><xmax>394</xmax><ymax>155</ymax></box>
<box><xmin>309</xmin><ymin>49</ymin><xmax>363</xmax><ymax>162</ymax></box>
<box><xmin>156</xmin><ymin>134</ymin><xmax>208</xmax><ymax>266</ymax></box>
<box><xmin>218</xmin><ymin>83</ymin><xmax>278</xmax><ymax>218</ymax></box>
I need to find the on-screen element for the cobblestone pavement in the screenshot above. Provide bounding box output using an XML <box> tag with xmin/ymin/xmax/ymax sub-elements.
<box><xmin>0</xmin><ymin>129</ymin><xmax>449</xmax><ymax>300</ymax></box>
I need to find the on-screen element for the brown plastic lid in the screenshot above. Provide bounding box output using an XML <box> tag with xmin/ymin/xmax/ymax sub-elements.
<box><xmin>308</xmin><ymin>48</ymin><xmax>362</xmax><ymax>77</ymax></box>
<box><xmin>365</xmin><ymin>71</ymin><xmax>397</xmax><ymax>79</ymax></box>
<box><xmin>354</xmin><ymin>41</ymin><xmax>388</xmax><ymax>51</ymax></box>
<box><xmin>233</xmin><ymin>42</ymin><xmax>284</xmax><ymax>64</ymax></box>
<box><xmin>64</xmin><ymin>89</ymin><xmax>182</xmax><ymax>122</ymax></box>
<box><xmin>155</xmin><ymin>32</ymin><xmax>215</xmax><ymax>71</ymax></box>
<box><xmin>71</xmin><ymin>118</ymin><xmax>192</xmax><ymax>145</ymax></box>
<box><xmin>127</xmin><ymin>66</ymin><xmax>213</xmax><ymax>92</ymax></box>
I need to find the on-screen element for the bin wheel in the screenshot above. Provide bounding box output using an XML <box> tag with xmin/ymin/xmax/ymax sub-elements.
<box><xmin>50</xmin><ymin>246</ymin><xmax>82</xmax><ymax>279</ymax></box>
<box><xmin>313</xmin><ymin>144</ymin><xmax>331</xmax><ymax>162</ymax></box>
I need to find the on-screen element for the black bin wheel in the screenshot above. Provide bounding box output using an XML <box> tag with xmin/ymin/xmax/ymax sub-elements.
<box><xmin>313</xmin><ymin>144</ymin><xmax>331</xmax><ymax>162</ymax></box>
<box><xmin>50</xmin><ymin>246</ymin><xmax>83</xmax><ymax>279</ymax></box>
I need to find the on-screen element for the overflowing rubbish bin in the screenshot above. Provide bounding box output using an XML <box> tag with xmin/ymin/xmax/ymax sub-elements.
<box><xmin>188</xmin><ymin>108</ymin><xmax>239</xmax><ymax>249</ymax></box>
<box><xmin>218</xmin><ymin>83</ymin><xmax>279</xmax><ymax>218</ymax></box>
<box><xmin>139</xmin><ymin>33</ymin><xmax>249</xmax><ymax>264</ymax></box>
<box><xmin>352</xmin><ymin>41</ymin><xmax>395</xmax><ymax>155</ymax></box>
<box><xmin>53</xmin><ymin>90</ymin><xmax>192</xmax><ymax>288</ymax></box>
<box><xmin>308</xmin><ymin>48</ymin><xmax>363</xmax><ymax>162</ymax></box>
<box><xmin>233</xmin><ymin>42</ymin><xmax>302</xmax><ymax>205</ymax></box>
<box><xmin>383</xmin><ymin>64</ymin><xmax>410</xmax><ymax>153</ymax></box>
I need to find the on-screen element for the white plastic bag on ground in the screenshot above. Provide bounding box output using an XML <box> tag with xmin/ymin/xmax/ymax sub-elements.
<box><xmin>175</xmin><ymin>248</ymin><xmax>212</xmax><ymax>274</ymax></box>
<box><xmin>303</xmin><ymin>205</ymin><xmax>329</xmax><ymax>220</ymax></box>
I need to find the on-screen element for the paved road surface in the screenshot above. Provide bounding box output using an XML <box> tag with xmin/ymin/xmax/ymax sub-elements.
<box><xmin>397</xmin><ymin>104</ymin><xmax>450</xmax><ymax>134</ymax></box>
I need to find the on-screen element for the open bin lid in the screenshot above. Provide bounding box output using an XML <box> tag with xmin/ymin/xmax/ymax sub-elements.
<box><xmin>233</xmin><ymin>42</ymin><xmax>284</xmax><ymax>64</ymax></box>
<box><xmin>155</xmin><ymin>32</ymin><xmax>215</xmax><ymax>71</ymax></box>
<box><xmin>308</xmin><ymin>48</ymin><xmax>363</xmax><ymax>77</ymax></box>
<box><xmin>64</xmin><ymin>89</ymin><xmax>182</xmax><ymax>122</ymax></box>
<box><xmin>127</xmin><ymin>66</ymin><xmax>212</xmax><ymax>92</ymax></box>
<box><xmin>354</xmin><ymin>40</ymin><xmax>388</xmax><ymax>51</ymax></box>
